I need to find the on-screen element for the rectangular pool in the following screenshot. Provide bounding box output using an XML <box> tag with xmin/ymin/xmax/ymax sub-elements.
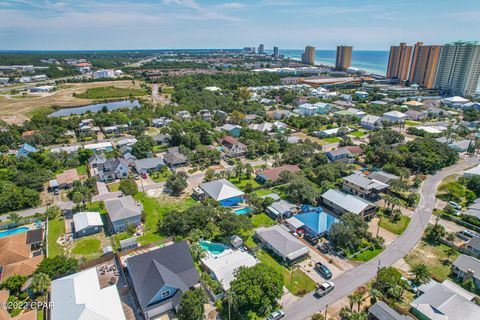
<box><xmin>234</xmin><ymin>207</ymin><xmax>253</xmax><ymax>215</ymax></box>
<box><xmin>0</xmin><ymin>227</ymin><xmax>29</xmax><ymax>238</ymax></box>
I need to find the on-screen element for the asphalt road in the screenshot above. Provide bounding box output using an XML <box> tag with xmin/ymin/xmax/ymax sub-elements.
<box><xmin>283</xmin><ymin>157</ymin><xmax>478</xmax><ymax>320</ymax></box>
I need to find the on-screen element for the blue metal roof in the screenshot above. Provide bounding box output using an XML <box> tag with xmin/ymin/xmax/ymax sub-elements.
<box><xmin>296</xmin><ymin>205</ymin><xmax>338</xmax><ymax>234</ymax></box>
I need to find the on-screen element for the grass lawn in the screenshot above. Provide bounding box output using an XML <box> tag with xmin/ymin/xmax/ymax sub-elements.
<box><xmin>71</xmin><ymin>238</ymin><xmax>101</xmax><ymax>255</ymax></box>
<box><xmin>350</xmin><ymin>131</ymin><xmax>367</xmax><ymax>137</ymax></box>
<box><xmin>112</xmin><ymin>232</ymin><xmax>130</xmax><ymax>250</ymax></box>
<box><xmin>73</xmin><ymin>86</ymin><xmax>148</xmax><ymax>99</ymax></box>
<box><xmin>405</xmin><ymin>241</ymin><xmax>460</xmax><ymax>281</ymax></box>
<box><xmin>350</xmin><ymin>247</ymin><xmax>384</xmax><ymax>262</ymax></box>
<box><xmin>228</xmin><ymin>177</ymin><xmax>262</xmax><ymax>190</ymax></box>
<box><xmin>152</xmin><ymin>145</ymin><xmax>168</xmax><ymax>152</ymax></box>
<box><xmin>256</xmin><ymin>250</ymin><xmax>316</xmax><ymax>296</ymax></box>
<box><xmin>107</xmin><ymin>182</ymin><xmax>120</xmax><ymax>192</ymax></box>
<box><xmin>76</xmin><ymin>165</ymin><xmax>88</xmax><ymax>176</ymax></box>
<box><xmin>134</xmin><ymin>194</ymin><xmax>196</xmax><ymax>245</ymax></box>
<box><xmin>85</xmin><ymin>201</ymin><xmax>107</xmax><ymax>214</ymax></box>
<box><xmin>379</xmin><ymin>215</ymin><xmax>411</xmax><ymax>235</ymax></box>
<box><xmin>322</xmin><ymin>137</ymin><xmax>341</xmax><ymax>143</ymax></box>
<box><xmin>250</xmin><ymin>213</ymin><xmax>275</xmax><ymax>228</ymax></box>
<box><xmin>47</xmin><ymin>218</ymin><xmax>65</xmax><ymax>257</ymax></box>
<box><xmin>253</xmin><ymin>187</ymin><xmax>286</xmax><ymax>198</ymax></box>
<box><xmin>405</xmin><ymin>120</ymin><xmax>421</xmax><ymax>126</ymax></box>
<box><xmin>150</xmin><ymin>170</ymin><xmax>172</xmax><ymax>183</ymax></box>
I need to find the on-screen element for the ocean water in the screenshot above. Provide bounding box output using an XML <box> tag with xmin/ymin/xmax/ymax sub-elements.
<box><xmin>278</xmin><ymin>49</ymin><xmax>389</xmax><ymax>75</ymax></box>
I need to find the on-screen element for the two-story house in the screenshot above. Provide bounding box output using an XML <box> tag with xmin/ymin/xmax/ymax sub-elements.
<box><xmin>220</xmin><ymin>136</ymin><xmax>247</xmax><ymax>158</ymax></box>
<box><xmin>95</xmin><ymin>158</ymin><xmax>129</xmax><ymax>182</ymax></box>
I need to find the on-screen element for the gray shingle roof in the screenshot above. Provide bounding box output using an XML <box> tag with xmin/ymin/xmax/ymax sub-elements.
<box><xmin>256</xmin><ymin>225</ymin><xmax>309</xmax><ymax>261</ymax></box>
<box><xmin>105</xmin><ymin>195</ymin><xmax>142</xmax><ymax>222</ymax></box>
<box><xmin>200</xmin><ymin>179</ymin><xmax>244</xmax><ymax>201</ymax></box>
<box><xmin>453</xmin><ymin>254</ymin><xmax>480</xmax><ymax>277</ymax></box>
<box><xmin>322</xmin><ymin>189</ymin><xmax>375</xmax><ymax>215</ymax></box>
<box><xmin>133</xmin><ymin>157</ymin><xmax>165</xmax><ymax>173</ymax></box>
<box><xmin>369</xmin><ymin>301</ymin><xmax>412</xmax><ymax>320</ymax></box>
<box><xmin>127</xmin><ymin>241</ymin><xmax>199</xmax><ymax>310</ymax></box>
<box><xmin>343</xmin><ymin>173</ymin><xmax>389</xmax><ymax>191</ymax></box>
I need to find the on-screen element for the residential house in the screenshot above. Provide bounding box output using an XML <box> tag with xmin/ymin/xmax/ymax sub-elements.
<box><xmin>383</xmin><ymin>111</ymin><xmax>407</xmax><ymax>123</ymax></box>
<box><xmin>410</xmin><ymin>281</ymin><xmax>480</xmax><ymax>320</ymax></box>
<box><xmin>465</xmin><ymin>237</ymin><xmax>480</xmax><ymax>256</ymax></box>
<box><xmin>127</xmin><ymin>241</ymin><xmax>200</xmax><ymax>318</ymax></box>
<box><xmin>15</xmin><ymin>143</ymin><xmax>37</xmax><ymax>158</ymax></box>
<box><xmin>451</xmin><ymin>254</ymin><xmax>480</xmax><ymax>289</ymax></box>
<box><xmin>354</xmin><ymin>91</ymin><xmax>369</xmax><ymax>99</ymax></box>
<box><xmin>73</xmin><ymin>211</ymin><xmax>104</xmax><ymax>238</ymax></box>
<box><xmin>153</xmin><ymin>133</ymin><xmax>171</xmax><ymax>145</ymax></box>
<box><xmin>243</xmin><ymin>114</ymin><xmax>259</xmax><ymax>123</ymax></box>
<box><xmin>55</xmin><ymin>169</ymin><xmax>80</xmax><ymax>189</ymax></box>
<box><xmin>217</xmin><ymin>124</ymin><xmax>242</xmax><ymax>137</ymax></box>
<box><xmin>220</xmin><ymin>136</ymin><xmax>247</xmax><ymax>158</ymax></box>
<box><xmin>361</xmin><ymin>115</ymin><xmax>382</xmax><ymax>130</ymax></box>
<box><xmin>368</xmin><ymin>301</ymin><xmax>412</xmax><ymax>320</ymax></box>
<box><xmin>321</xmin><ymin>189</ymin><xmax>377</xmax><ymax>219</ymax></box>
<box><xmin>266</xmin><ymin>200</ymin><xmax>297</xmax><ymax>220</ymax></box>
<box><xmin>463</xmin><ymin>199</ymin><xmax>480</xmax><ymax>220</ymax></box>
<box><xmin>295</xmin><ymin>205</ymin><xmax>338</xmax><ymax>237</ymax></box>
<box><xmin>325</xmin><ymin>146</ymin><xmax>363</xmax><ymax>162</ymax></box>
<box><xmin>427</xmin><ymin>107</ymin><xmax>446</xmax><ymax>118</ymax></box>
<box><xmin>50</xmin><ymin>268</ymin><xmax>126</xmax><ymax>320</ymax></box>
<box><xmin>84</xmin><ymin>141</ymin><xmax>113</xmax><ymax>153</ymax></box>
<box><xmin>297</xmin><ymin>103</ymin><xmax>318</xmax><ymax>116</ymax></box>
<box><xmin>406</xmin><ymin>110</ymin><xmax>427</xmax><ymax>121</ymax></box>
<box><xmin>314</xmin><ymin>102</ymin><xmax>331</xmax><ymax>114</ymax></box>
<box><xmin>448</xmin><ymin>140</ymin><xmax>471</xmax><ymax>152</ymax></box>
<box><xmin>88</xmin><ymin>154</ymin><xmax>107</xmax><ymax>168</ymax></box>
<box><xmin>333</xmin><ymin>100</ymin><xmax>355</xmax><ymax>108</ymax></box>
<box><xmin>152</xmin><ymin>117</ymin><xmax>172</xmax><ymax>127</ymax></box>
<box><xmin>105</xmin><ymin>195</ymin><xmax>143</xmax><ymax>233</ymax></box>
<box><xmin>133</xmin><ymin>157</ymin><xmax>165</xmax><ymax>174</ymax></box>
<box><xmin>255</xmin><ymin>225</ymin><xmax>309</xmax><ymax>263</ymax></box>
<box><xmin>314</xmin><ymin>127</ymin><xmax>352</xmax><ymax>138</ymax></box>
<box><xmin>201</xmin><ymin>249</ymin><xmax>257</xmax><ymax>290</ymax></box>
<box><xmin>50</xmin><ymin>144</ymin><xmax>80</xmax><ymax>154</ymax></box>
<box><xmin>463</xmin><ymin>102</ymin><xmax>480</xmax><ymax>111</ymax></box>
<box><xmin>248</xmin><ymin>122</ymin><xmax>285</xmax><ymax>133</ymax></box>
<box><xmin>335</xmin><ymin>108</ymin><xmax>366</xmax><ymax>118</ymax></box>
<box><xmin>95</xmin><ymin>158</ymin><xmax>129</xmax><ymax>182</ymax></box>
<box><xmin>0</xmin><ymin>231</ymin><xmax>43</xmax><ymax>281</ymax></box>
<box><xmin>442</xmin><ymin>96</ymin><xmax>470</xmax><ymax>108</ymax></box>
<box><xmin>342</xmin><ymin>173</ymin><xmax>389</xmax><ymax>200</ymax></box>
<box><xmin>196</xmin><ymin>179</ymin><xmax>245</xmax><ymax>206</ymax></box>
<box><xmin>176</xmin><ymin>110</ymin><xmax>191</xmax><ymax>120</ymax></box>
<box><xmin>273</xmin><ymin>110</ymin><xmax>294</xmax><ymax>120</ymax></box>
<box><xmin>256</xmin><ymin>164</ymin><xmax>301</xmax><ymax>184</ymax></box>
<box><xmin>197</xmin><ymin>109</ymin><xmax>213</xmax><ymax>121</ymax></box>
<box><xmin>163</xmin><ymin>147</ymin><xmax>187</xmax><ymax>167</ymax></box>
<box><xmin>368</xmin><ymin>171</ymin><xmax>400</xmax><ymax>184</ymax></box>
<box><xmin>116</xmin><ymin>137</ymin><xmax>137</xmax><ymax>148</ymax></box>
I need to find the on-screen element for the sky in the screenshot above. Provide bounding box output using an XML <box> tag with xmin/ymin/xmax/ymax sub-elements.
<box><xmin>0</xmin><ymin>0</ymin><xmax>479</xmax><ymax>50</ymax></box>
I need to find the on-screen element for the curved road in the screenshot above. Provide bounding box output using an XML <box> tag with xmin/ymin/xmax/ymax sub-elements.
<box><xmin>284</xmin><ymin>157</ymin><xmax>478</xmax><ymax>320</ymax></box>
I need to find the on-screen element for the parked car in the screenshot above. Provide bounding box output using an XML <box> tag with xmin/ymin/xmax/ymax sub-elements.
<box><xmin>315</xmin><ymin>262</ymin><xmax>332</xmax><ymax>279</ymax></box>
<box><xmin>267</xmin><ymin>310</ymin><xmax>285</xmax><ymax>320</ymax></box>
<box><xmin>53</xmin><ymin>189</ymin><xmax>60</xmax><ymax>196</ymax></box>
<box><xmin>317</xmin><ymin>243</ymin><xmax>330</xmax><ymax>254</ymax></box>
<box><xmin>141</xmin><ymin>173</ymin><xmax>148</xmax><ymax>179</ymax></box>
<box><xmin>314</xmin><ymin>281</ymin><xmax>335</xmax><ymax>298</ymax></box>
<box><xmin>304</xmin><ymin>233</ymin><xmax>319</xmax><ymax>245</ymax></box>
<box><xmin>448</xmin><ymin>201</ymin><xmax>462</xmax><ymax>210</ymax></box>
<box><xmin>457</xmin><ymin>229</ymin><xmax>479</xmax><ymax>240</ymax></box>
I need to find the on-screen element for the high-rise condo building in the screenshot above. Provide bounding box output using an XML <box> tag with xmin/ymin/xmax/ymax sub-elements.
<box><xmin>302</xmin><ymin>46</ymin><xmax>315</xmax><ymax>65</ymax></box>
<box><xmin>335</xmin><ymin>45</ymin><xmax>352</xmax><ymax>71</ymax></box>
<box><xmin>408</xmin><ymin>42</ymin><xmax>442</xmax><ymax>89</ymax></box>
<box><xmin>273</xmin><ymin>46</ymin><xmax>279</xmax><ymax>57</ymax></box>
<box><xmin>434</xmin><ymin>41</ymin><xmax>480</xmax><ymax>97</ymax></box>
<box><xmin>258</xmin><ymin>44</ymin><xmax>265</xmax><ymax>54</ymax></box>
<box><xmin>386</xmin><ymin>42</ymin><xmax>413</xmax><ymax>81</ymax></box>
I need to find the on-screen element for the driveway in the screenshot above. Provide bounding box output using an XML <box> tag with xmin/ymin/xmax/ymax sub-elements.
<box><xmin>283</xmin><ymin>157</ymin><xmax>479</xmax><ymax>320</ymax></box>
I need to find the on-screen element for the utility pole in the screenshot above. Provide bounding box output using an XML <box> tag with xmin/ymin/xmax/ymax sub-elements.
<box><xmin>324</xmin><ymin>304</ymin><xmax>328</xmax><ymax>320</ymax></box>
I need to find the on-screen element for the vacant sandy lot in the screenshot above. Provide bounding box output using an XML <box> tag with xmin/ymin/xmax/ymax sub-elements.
<box><xmin>0</xmin><ymin>80</ymin><xmax>145</xmax><ymax>124</ymax></box>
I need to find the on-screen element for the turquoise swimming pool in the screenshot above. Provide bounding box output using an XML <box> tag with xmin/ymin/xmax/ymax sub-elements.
<box><xmin>234</xmin><ymin>207</ymin><xmax>253</xmax><ymax>215</ymax></box>
<box><xmin>199</xmin><ymin>241</ymin><xmax>228</xmax><ymax>255</ymax></box>
<box><xmin>0</xmin><ymin>227</ymin><xmax>29</xmax><ymax>238</ymax></box>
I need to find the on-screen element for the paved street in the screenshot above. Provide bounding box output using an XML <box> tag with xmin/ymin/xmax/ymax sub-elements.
<box><xmin>283</xmin><ymin>156</ymin><xmax>478</xmax><ymax>320</ymax></box>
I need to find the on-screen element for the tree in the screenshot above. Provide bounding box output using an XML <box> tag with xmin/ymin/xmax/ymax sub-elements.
<box><xmin>177</xmin><ymin>288</ymin><xmax>208</xmax><ymax>320</ymax></box>
<box><xmin>166</xmin><ymin>171</ymin><xmax>188</xmax><ymax>195</ymax></box>
<box><xmin>410</xmin><ymin>263</ymin><xmax>431</xmax><ymax>285</ymax></box>
<box><xmin>71</xmin><ymin>191</ymin><xmax>85</xmax><ymax>209</ymax></box>
<box><xmin>372</xmin><ymin>267</ymin><xmax>405</xmax><ymax>300</ymax></box>
<box><xmin>284</xmin><ymin>174</ymin><xmax>318</xmax><ymax>205</ymax></box>
<box><xmin>119</xmin><ymin>178</ymin><xmax>138</xmax><ymax>195</ymax></box>
<box><xmin>30</xmin><ymin>272</ymin><xmax>51</xmax><ymax>295</ymax></box>
<box><xmin>229</xmin><ymin>263</ymin><xmax>283</xmax><ymax>317</ymax></box>
<box><xmin>36</xmin><ymin>255</ymin><xmax>79</xmax><ymax>278</ymax></box>
<box><xmin>204</xmin><ymin>168</ymin><xmax>215</xmax><ymax>182</ymax></box>
<box><xmin>45</xmin><ymin>205</ymin><xmax>62</xmax><ymax>220</ymax></box>
<box><xmin>329</xmin><ymin>213</ymin><xmax>370</xmax><ymax>252</ymax></box>
<box><xmin>466</xmin><ymin>175</ymin><xmax>480</xmax><ymax>197</ymax></box>
<box><xmin>8</xmin><ymin>212</ymin><xmax>20</xmax><ymax>225</ymax></box>
<box><xmin>311</xmin><ymin>313</ymin><xmax>325</xmax><ymax>320</ymax></box>
<box><xmin>131</xmin><ymin>135</ymin><xmax>155</xmax><ymax>159</ymax></box>
<box><xmin>234</xmin><ymin>160</ymin><xmax>244</xmax><ymax>179</ymax></box>
<box><xmin>0</xmin><ymin>275</ymin><xmax>26</xmax><ymax>295</ymax></box>
<box><xmin>424</xmin><ymin>224</ymin><xmax>446</xmax><ymax>243</ymax></box>
<box><xmin>244</xmin><ymin>164</ymin><xmax>254</xmax><ymax>179</ymax></box>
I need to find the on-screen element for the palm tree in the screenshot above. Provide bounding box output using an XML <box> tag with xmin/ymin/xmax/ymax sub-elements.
<box><xmin>369</xmin><ymin>288</ymin><xmax>382</xmax><ymax>304</ymax></box>
<box><xmin>8</xmin><ymin>212</ymin><xmax>20</xmax><ymax>226</ymax></box>
<box><xmin>410</xmin><ymin>263</ymin><xmax>431</xmax><ymax>285</ymax></box>
<box><xmin>30</xmin><ymin>273</ymin><xmax>51</xmax><ymax>295</ymax></box>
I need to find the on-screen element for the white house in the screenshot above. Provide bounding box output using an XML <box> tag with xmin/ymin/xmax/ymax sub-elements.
<box><xmin>93</xmin><ymin>69</ymin><xmax>115</xmax><ymax>79</ymax></box>
<box><xmin>442</xmin><ymin>96</ymin><xmax>470</xmax><ymax>108</ymax></box>
<box><xmin>73</xmin><ymin>211</ymin><xmax>104</xmax><ymax>238</ymax></box>
<box><xmin>50</xmin><ymin>268</ymin><xmax>126</xmax><ymax>320</ymax></box>
<box><xmin>383</xmin><ymin>110</ymin><xmax>406</xmax><ymax>123</ymax></box>
<box><xmin>360</xmin><ymin>115</ymin><xmax>382</xmax><ymax>130</ymax></box>
<box><xmin>354</xmin><ymin>91</ymin><xmax>369</xmax><ymax>99</ymax></box>
<box><xmin>297</xmin><ymin>103</ymin><xmax>317</xmax><ymax>116</ymax></box>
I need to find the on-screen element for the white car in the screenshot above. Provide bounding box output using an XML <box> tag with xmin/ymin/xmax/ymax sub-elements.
<box><xmin>267</xmin><ymin>310</ymin><xmax>285</xmax><ymax>320</ymax></box>
<box><xmin>314</xmin><ymin>281</ymin><xmax>335</xmax><ymax>298</ymax></box>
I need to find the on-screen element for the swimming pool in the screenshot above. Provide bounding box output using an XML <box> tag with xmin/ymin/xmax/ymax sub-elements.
<box><xmin>0</xmin><ymin>227</ymin><xmax>29</xmax><ymax>238</ymax></box>
<box><xmin>234</xmin><ymin>207</ymin><xmax>253</xmax><ymax>215</ymax></box>
<box><xmin>199</xmin><ymin>241</ymin><xmax>228</xmax><ymax>255</ymax></box>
